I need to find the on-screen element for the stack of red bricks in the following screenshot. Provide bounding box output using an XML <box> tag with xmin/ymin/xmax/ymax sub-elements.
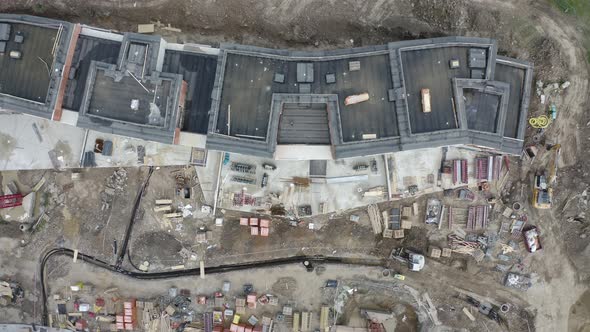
<box><xmin>116</xmin><ymin>299</ymin><xmax>137</xmax><ymax>330</ymax></box>
<box><xmin>230</xmin><ymin>324</ymin><xmax>262</xmax><ymax>332</ymax></box>
<box><xmin>246</xmin><ymin>293</ymin><xmax>257</xmax><ymax>309</ymax></box>
<box><xmin>239</xmin><ymin>217</ymin><xmax>270</xmax><ymax>237</ymax></box>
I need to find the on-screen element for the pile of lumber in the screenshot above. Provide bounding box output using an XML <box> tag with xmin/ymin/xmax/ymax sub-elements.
<box><xmin>367</xmin><ymin>204</ymin><xmax>383</xmax><ymax>234</ymax></box>
<box><xmin>448</xmin><ymin>234</ymin><xmax>481</xmax><ymax>254</ymax></box>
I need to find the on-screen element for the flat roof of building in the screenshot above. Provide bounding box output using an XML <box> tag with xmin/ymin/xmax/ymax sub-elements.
<box><xmin>87</xmin><ymin>68</ymin><xmax>172</xmax><ymax>126</ymax></box>
<box><xmin>0</xmin><ymin>22</ymin><xmax>57</xmax><ymax>102</ymax></box>
<box><xmin>0</xmin><ymin>15</ymin><xmax>73</xmax><ymax>119</ymax></box>
<box><xmin>207</xmin><ymin>37</ymin><xmax>532</xmax><ymax>158</ymax></box>
<box><xmin>495</xmin><ymin>59</ymin><xmax>528</xmax><ymax>139</ymax></box>
<box><xmin>400</xmin><ymin>46</ymin><xmax>489</xmax><ymax>134</ymax></box>
<box><xmin>63</xmin><ymin>35</ymin><xmax>121</xmax><ymax>111</ymax></box>
<box><xmin>216</xmin><ymin>50</ymin><xmax>398</xmax><ymax>142</ymax></box>
<box><xmin>0</xmin><ymin>15</ymin><xmax>534</xmax><ymax>158</ymax></box>
<box><xmin>162</xmin><ymin>50</ymin><xmax>218</xmax><ymax>134</ymax></box>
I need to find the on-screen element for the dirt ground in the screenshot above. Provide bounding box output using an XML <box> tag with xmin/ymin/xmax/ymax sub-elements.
<box><xmin>1</xmin><ymin>0</ymin><xmax>590</xmax><ymax>331</ymax></box>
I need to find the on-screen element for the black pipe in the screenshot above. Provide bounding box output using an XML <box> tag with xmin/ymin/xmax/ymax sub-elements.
<box><xmin>115</xmin><ymin>166</ymin><xmax>153</xmax><ymax>268</ymax></box>
<box><xmin>40</xmin><ymin>247</ymin><xmax>385</xmax><ymax>325</ymax></box>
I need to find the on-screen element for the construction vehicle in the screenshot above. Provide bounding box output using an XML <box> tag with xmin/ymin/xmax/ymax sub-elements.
<box><xmin>390</xmin><ymin>248</ymin><xmax>425</xmax><ymax>272</ymax></box>
<box><xmin>532</xmin><ymin>144</ymin><xmax>560</xmax><ymax>209</ymax></box>
<box><xmin>523</xmin><ymin>226</ymin><xmax>542</xmax><ymax>253</ymax></box>
<box><xmin>532</xmin><ymin>172</ymin><xmax>552</xmax><ymax>209</ymax></box>
<box><xmin>421</xmin><ymin>88</ymin><xmax>431</xmax><ymax>113</ymax></box>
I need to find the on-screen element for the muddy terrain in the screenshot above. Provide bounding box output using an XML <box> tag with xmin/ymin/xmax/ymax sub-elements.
<box><xmin>1</xmin><ymin>0</ymin><xmax>589</xmax><ymax>331</ymax></box>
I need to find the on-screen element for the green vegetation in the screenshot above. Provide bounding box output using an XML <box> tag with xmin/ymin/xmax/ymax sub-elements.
<box><xmin>552</xmin><ymin>0</ymin><xmax>590</xmax><ymax>17</ymax></box>
<box><xmin>32</xmin><ymin>3</ymin><xmax>45</xmax><ymax>14</ymax></box>
<box><xmin>552</xmin><ymin>0</ymin><xmax>590</xmax><ymax>63</ymax></box>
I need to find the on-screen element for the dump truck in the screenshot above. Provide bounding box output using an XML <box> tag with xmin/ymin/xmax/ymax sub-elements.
<box><xmin>390</xmin><ymin>248</ymin><xmax>425</xmax><ymax>272</ymax></box>
<box><xmin>421</xmin><ymin>88</ymin><xmax>431</xmax><ymax>113</ymax></box>
<box><xmin>344</xmin><ymin>93</ymin><xmax>369</xmax><ymax>106</ymax></box>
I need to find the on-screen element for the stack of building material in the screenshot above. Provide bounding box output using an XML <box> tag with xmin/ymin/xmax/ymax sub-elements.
<box><xmin>441</xmin><ymin>248</ymin><xmax>452</xmax><ymax>258</ymax></box>
<box><xmin>447</xmin><ymin>207</ymin><xmax>454</xmax><ymax>229</ymax></box>
<box><xmin>203</xmin><ymin>312</ymin><xmax>214</xmax><ymax>332</ymax></box>
<box><xmin>121</xmin><ymin>299</ymin><xmax>137</xmax><ymax>330</ymax></box>
<box><xmin>260</xmin><ymin>219</ymin><xmax>270</xmax><ymax>237</ymax></box>
<box><xmin>300</xmin><ymin>312</ymin><xmax>312</xmax><ymax>332</ymax></box>
<box><xmin>367</xmin><ymin>204</ymin><xmax>383</xmax><ymax>235</ymax></box>
<box><xmin>319</xmin><ymin>306</ymin><xmax>330</xmax><ymax>332</ymax></box>
<box><xmin>448</xmin><ymin>234</ymin><xmax>481</xmax><ymax>255</ymax></box>
<box><xmin>250</xmin><ymin>218</ymin><xmax>259</xmax><ymax>235</ymax></box>
<box><xmin>475</xmin><ymin>156</ymin><xmax>503</xmax><ymax>182</ymax></box>
<box><xmin>452</xmin><ymin>160</ymin><xmax>468</xmax><ymax>184</ymax></box>
<box><xmin>236</xmin><ymin>298</ymin><xmax>246</xmax><ymax>315</ymax></box>
<box><xmin>292</xmin><ymin>312</ymin><xmax>300</xmax><ymax>332</ymax></box>
<box><xmin>247</xmin><ymin>294</ymin><xmax>257</xmax><ymax>309</ymax></box>
<box><xmin>429</xmin><ymin>247</ymin><xmax>441</xmax><ymax>258</ymax></box>
<box><xmin>467</xmin><ymin>206</ymin><xmax>489</xmax><ymax>230</ymax></box>
<box><xmin>244</xmin><ymin>217</ymin><xmax>270</xmax><ymax>237</ymax></box>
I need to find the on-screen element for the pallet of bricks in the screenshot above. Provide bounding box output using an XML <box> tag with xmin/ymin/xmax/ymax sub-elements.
<box><xmin>474</xmin><ymin>156</ymin><xmax>503</xmax><ymax>182</ymax></box>
<box><xmin>466</xmin><ymin>205</ymin><xmax>489</xmax><ymax>230</ymax></box>
<box><xmin>452</xmin><ymin>159</ymin><xmax>468</xmax><ymax>185</ymax></box>
<box><xmin>116</xmin><ymin>299</ymin><xmax>137</xmax><ymax>330</ymax></box>
<box><xmin>240</xmin><ymin>217</ymin><xmax>271</xmax><ymax>237</ymax></box>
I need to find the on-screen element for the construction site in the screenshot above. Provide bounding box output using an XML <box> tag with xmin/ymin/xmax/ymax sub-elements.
<box><xmin>1</xmin><ymin>0</ymin><xmax>590</xmax><ymax>332</ymax></box>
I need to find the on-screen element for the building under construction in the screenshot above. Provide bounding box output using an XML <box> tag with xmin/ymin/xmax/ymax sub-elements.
<box><xmin>0</xmin><ymin>14</ymin><xmax>533</xmax><ymax>163</ymax></box>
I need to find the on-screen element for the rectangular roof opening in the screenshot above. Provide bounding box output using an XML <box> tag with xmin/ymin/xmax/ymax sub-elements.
<box><xmin>464</xmin><ymin>89</ymin><xmax>501</xmax><ymax>133</ymax></box>
<box><xmin>278</xmin><ymin>103</ymin><xmax>330</xmax><ymax>145</ymax></box>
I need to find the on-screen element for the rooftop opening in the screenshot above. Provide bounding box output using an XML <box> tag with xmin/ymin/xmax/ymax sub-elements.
<box><xmin>464</xmin><ymin>89</ymin><xmax>501</xmax><ymax>133</ymax></box>
<box><xmin>277</xmin><ymin>103</ymin><xmax>330</xmax><ymax>145</ymax></box>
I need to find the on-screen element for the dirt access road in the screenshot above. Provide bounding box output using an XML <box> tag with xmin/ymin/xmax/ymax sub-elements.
<box><xmin>0</xmin><ymin>0</ymin><xmax>589</xmax><ymax>331</ymax></box>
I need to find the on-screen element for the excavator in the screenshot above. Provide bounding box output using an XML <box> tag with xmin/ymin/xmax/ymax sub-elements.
<box><xmin>532</xmin><ymin>144</ymin><xmax>560</xmax><ymax>209</ymax></box>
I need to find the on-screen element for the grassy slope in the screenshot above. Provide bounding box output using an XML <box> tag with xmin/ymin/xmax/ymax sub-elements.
<box><xmin>551</xmin><ymin>0</ymin><xmax>590</xmax><ymax>63</ymax></box>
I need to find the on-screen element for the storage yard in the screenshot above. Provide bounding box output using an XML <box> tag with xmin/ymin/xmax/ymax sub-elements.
<box><xmin>1</xmin><ymin>0</ymin><xmax>590</xmax><ymax>332</ymax></box>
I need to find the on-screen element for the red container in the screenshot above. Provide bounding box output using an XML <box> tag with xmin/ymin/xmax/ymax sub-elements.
<box><xmin>240</xmin><ymin>218</ymin><xmax>249</xmax><ymax>226</ymax></box>
<box><xmin>123</xmin><ymin>299</ymin><xmax>136</xmax><ymax>309</ymax></box>
<box><xmin>75</xmin><ymin>319</ymin><xmax>87</xmax><ymax>330</ymax></box>
<box><xmin>249</xmin><ymin>218</ymin><xmax>258</xmax><ymax>226</ymax></box>
<box><xmin>260</xmin><ymin>219</ymin><xmax>270</xmax><ymax>228</ymax></box>
<box><xmin>260</xmin><ymin>227</ymin><xmax>269</xmax><ymax>237</ymax></box>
